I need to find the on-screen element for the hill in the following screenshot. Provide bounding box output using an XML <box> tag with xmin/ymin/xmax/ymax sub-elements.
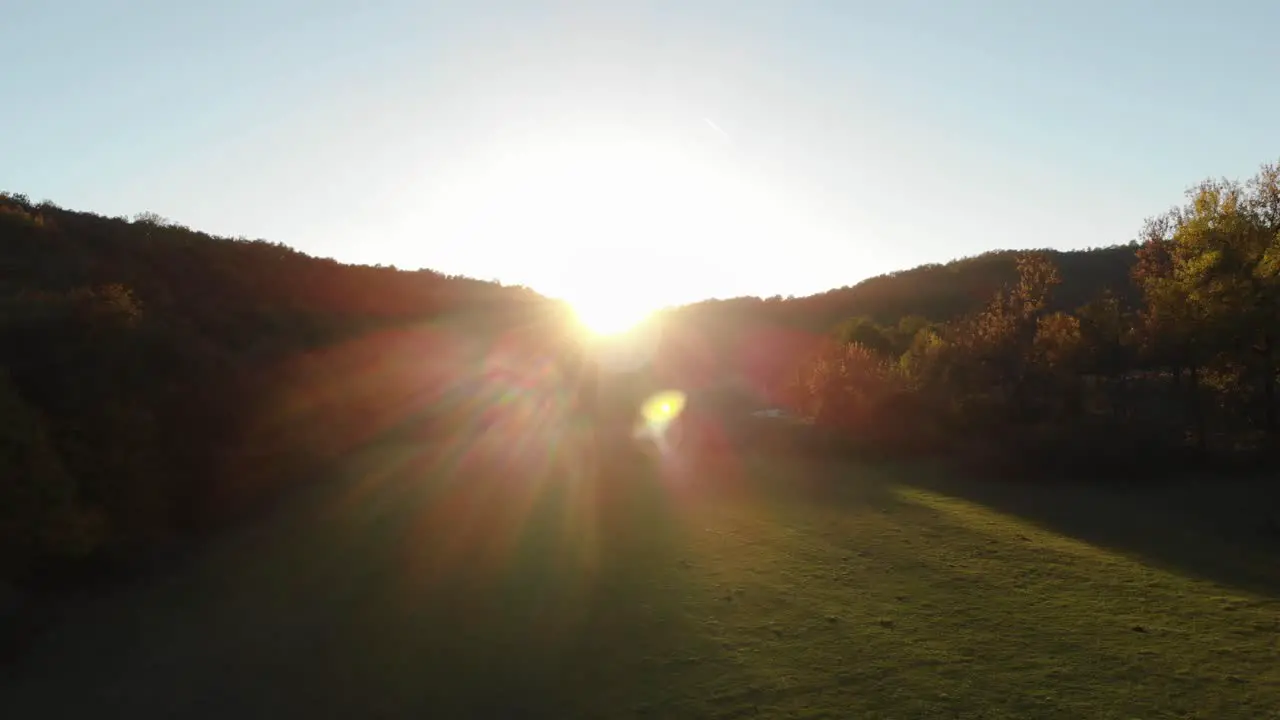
<box><xmin>664</xmin><ymin>159</ymin><xmax>1280</xmax><ymax>484</ymax></box>
<box><xmin>0</xmin><ymin>193</ymin><xmax>579</xmax><ymax>588</ymax></box>
<box><xmin>4</xmin><ymin>155</ymin><xmax>1279</xmax><ymax>595</ymax></box>
<box><xmin>655</xmin><ymin>244</ymin><xmax>1142</xmax><ymax>401</ymax></box>
<box><xmin>681</xmin><ymin>243</ymin><xmax>1140</xmax><ymax>330</ymax></box>
<box><xmin>4</xmin><ymin>158</ymin><xmax>1280</xmax><ymax>718</ymax></box>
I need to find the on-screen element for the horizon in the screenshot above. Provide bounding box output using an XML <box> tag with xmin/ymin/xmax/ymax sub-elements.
<box><xmin>0</xmin><ymin>186</ymin><xmax>1136</xmax><ymax>309</ymax></box>
<box><xmin>4</xmin><ymin>1</ymin><xmax>1278</xmax><ymax>314</ymax></box>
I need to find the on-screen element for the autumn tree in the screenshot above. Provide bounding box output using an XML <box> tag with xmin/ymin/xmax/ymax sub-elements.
<box><xmin>1075</xmin><ymin>290</ymin><xmax>1135</xmax><ymax>418</ymax></box>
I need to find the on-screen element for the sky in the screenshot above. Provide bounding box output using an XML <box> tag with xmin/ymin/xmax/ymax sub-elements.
<box><xmin>3</xmin><ymin>1</ymin><xmax>1278</xmax><ymax>314</ymax></box>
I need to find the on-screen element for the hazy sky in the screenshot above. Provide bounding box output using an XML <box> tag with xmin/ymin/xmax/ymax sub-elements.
<box><xmin>3</xmin><ymin>1</ymin><xmax>1278</xmax><ymax>312</ymax></box>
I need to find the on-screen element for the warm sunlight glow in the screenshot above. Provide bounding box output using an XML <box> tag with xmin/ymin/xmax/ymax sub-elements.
<box><xmin>572</xmin><ymin>301</ymin><xmax>652</xmax><ymax>336</ymax></box>
<box><xmin>420</xmin><ymin>125</ymin><xmax>834</xmax><ymax>308</ymax></box>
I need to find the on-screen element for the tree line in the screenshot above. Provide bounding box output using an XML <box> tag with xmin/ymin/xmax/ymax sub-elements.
<box><xmin>3</xmin><ymin>157</ymin><xmax>1276</xmax><ymax>592</ymax></box>
<box><xmin>782</xmin><ymin>159</ymin><xmax>1280</xmax><ymax>479</ymax></box>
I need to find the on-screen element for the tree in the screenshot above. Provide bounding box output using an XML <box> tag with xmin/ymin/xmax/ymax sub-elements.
<box><xmin>831</xmin><ymin>316</ymin><xmax>893</xmax><ymax>356</ymax></box>
<box><xmin>1193</xmin><ymin>171</ymin><xmax>1280</xmax><ymax>441</ymax></box>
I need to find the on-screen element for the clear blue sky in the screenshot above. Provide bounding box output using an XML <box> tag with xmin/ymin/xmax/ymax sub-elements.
<box><xmin>3</xmin><ymin>1</ymin><xmax>1277</xmax><ymax>310</ymax></box>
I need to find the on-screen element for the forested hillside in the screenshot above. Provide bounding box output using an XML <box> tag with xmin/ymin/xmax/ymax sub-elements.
<box><xmin>0</xmin><ymin>194</ymin><xmax>575</xmax><ymax>587</ymax></box>
<box><xmin>771</xmin><ymin>159</ymin><xmax>1280</xmax><ymax>481</ymax></box>
<box><xmin>659</xmin><ymin>244</ymin><xmax>1142</xmax><ymax>401</ymax></box>
<box><xmin>681</xmin><ymin>243</ymin><xmax>1139</xmax><ymax>330</ymax></box>
<box><xmin>3</xmin><ymin>157</ymin><xmax>1278</xmax><ymax>592</ymax></box>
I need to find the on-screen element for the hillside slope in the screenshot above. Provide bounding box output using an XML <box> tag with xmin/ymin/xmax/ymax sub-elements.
<box><xmin>4</xmin><ymin>158</ymin><xmax>1271</xmax><ymax>591</ymax></box>
<box><xmin>671</xmin><ymin>244</ymin><xmax>1138</xmax><ymax>332</ymax></box>
<box><xmin>0</xmin><ymin>193</ymin><xmax>576</xmax><ymax>585</ymax></box>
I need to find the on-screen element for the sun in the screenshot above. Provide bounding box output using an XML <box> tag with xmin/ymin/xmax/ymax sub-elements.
<box><xmin>572</xmin><ymin>300</ymin><xmax>652</xmax><ymax>336</ymax></box>
<box><xmin>418</xmin><ymin>123</ymin><xmax>820</xmax><ymax>319</ymax></box>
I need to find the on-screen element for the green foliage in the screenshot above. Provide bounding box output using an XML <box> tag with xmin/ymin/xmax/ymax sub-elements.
<box><xmin>830</xmin><ymin>316</ymin><xmax>892</xmax><ymax>355</ymax></box>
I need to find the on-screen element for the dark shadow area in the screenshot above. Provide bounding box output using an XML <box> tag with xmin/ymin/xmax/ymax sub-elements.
<box><xmin>755</xmin><ymin>424</ymin><xmax>1280</xmax><ymax>600</ymax></box>
<box><xmin>0</xmin><ymin>436</ymin><xmax>734</xmax><ymax>718</ymax></box>
<box><xmin>897</xmin><ymin>464</ymin><xmax>1280</xmax><ymax>599</ymax></box>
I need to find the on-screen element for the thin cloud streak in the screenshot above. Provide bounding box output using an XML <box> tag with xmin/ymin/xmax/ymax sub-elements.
<box><xmin>703</xmin><ymin>117</ymin><xmax>732</xmax><ymax>143</ymax></box>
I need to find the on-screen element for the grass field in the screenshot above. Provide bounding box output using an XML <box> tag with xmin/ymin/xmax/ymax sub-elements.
<box><xmin>3</xmin><ymin>434</ymin><xmax>1280</xmax><ymax>719</ymax></box>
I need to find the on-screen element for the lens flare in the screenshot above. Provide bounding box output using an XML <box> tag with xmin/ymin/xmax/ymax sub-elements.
<box><xmin>641</xmin><ymin>390</ymin><xmax>685</xmax><ymax>424</ymax></box>
<box><xmin>634</xmin><ymin>390</ymin><xmax>688</xmax><ymax>452</ymax></box>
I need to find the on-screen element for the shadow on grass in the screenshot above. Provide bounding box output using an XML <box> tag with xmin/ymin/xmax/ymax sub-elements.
<box><xmin>1</xmin><ymin>438</ymin><xmax>738</xmax><ymax>719</ymax></box>
<box><xmin>753</xmin><ymin>428</ymin><xmax>1280</xmax><ymax>600</ymax></box>
<box><xmin>275</xmin><ymin>440</ymin><xmax>734</xmax><ymax>718</ymax></box>
<box><xmin>900</xmin><ymin>465</ymin><xmax>1280</xmax><ymax>600</ymax></box>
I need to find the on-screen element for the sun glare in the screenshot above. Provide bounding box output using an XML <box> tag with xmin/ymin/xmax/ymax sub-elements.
<box><xmin>424</xmin><ymin>125</ymin><xmax>807</xmax><ymax>311</ymax></box>
<box><xmin>572</xmin><ymin>301</ymin><xmax>651</xmax><ymax>336</ymax></box>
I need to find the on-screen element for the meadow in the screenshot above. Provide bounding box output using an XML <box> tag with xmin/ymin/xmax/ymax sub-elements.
<box><xmin>3</xmin><ymin>429</ymin><xmax>1278</xmax><ymax>719</ymax></box>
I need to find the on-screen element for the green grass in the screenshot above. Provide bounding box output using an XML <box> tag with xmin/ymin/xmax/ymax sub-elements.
<box><xmin>3</xmin><ymin>439</ymin><xmax>1280</xmax><ymax>718</ymax></box>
